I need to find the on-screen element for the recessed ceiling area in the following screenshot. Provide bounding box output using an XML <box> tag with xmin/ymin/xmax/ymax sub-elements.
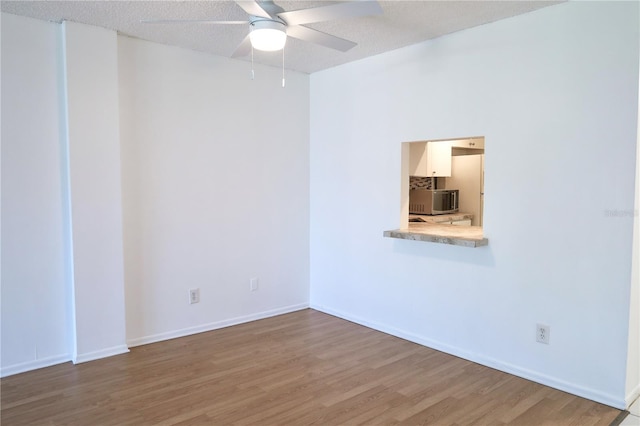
<box><xmin>0</xmin><ymin>1</ymin><xmax>562</xmax><ymax>74</ymax></box>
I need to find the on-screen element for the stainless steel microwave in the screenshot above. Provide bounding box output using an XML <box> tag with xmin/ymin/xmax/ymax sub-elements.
<box><xmin>409</xmin><ymin>189</ymin><xmax>459</xmax><ymax>215</ymax></box>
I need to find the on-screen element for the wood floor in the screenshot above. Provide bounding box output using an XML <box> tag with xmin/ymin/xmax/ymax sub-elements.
<box><xmin>1</xmin><ymin>309</ymin><xmax>622</xmax><ymax>425</ymax></box>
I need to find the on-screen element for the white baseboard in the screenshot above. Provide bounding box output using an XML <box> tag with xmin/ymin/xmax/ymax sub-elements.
<box><xmin>626</xmin><ymin>383</ymin><xmax>640</xmax><ymax>409</ymax></box>
<box><xmin>127</xmin><ymin>303</ymin><xmax>309</xmax><ymax>348</ymax></box>
<box><xmin>311</xmin><ymin>303</ymin><xmax>627</xmax><ymax>410</ymax></box>
<box><xmin>73</xmin><ymin>345</ymin><xmax>130</xmax><ymax>364</ymax></box>
<box><xmin>1</xmin><ymin>353</ymin><xmax>71</xmax><ymax>378</ymax></box>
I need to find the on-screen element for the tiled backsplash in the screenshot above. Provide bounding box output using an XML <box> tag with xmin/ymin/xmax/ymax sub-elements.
<box><xmin>409</xmin><ymin>176</ymin><xmax>434</xmax><ymax>190</ymax></box>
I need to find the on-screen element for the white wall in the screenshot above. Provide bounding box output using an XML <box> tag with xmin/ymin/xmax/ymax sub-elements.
<box><xmin>118</xmin><ymin>37</ymin><xmax>310</xmax><ymax>345</ymax></box>
<box><xmin>1</xmin><ymin>14</ymin><xmax>72</xmax><ymax>375</ymax></box>
<box><xmin>310</xmin><ymin>1</ymin><xmax>639</xmax><ymax>409</ymax></box>
<box><xmin>2</xmin><ymin>14</ymin><xmax>310</xmax><ymax>373</ymax></box>
<box><xmin>62</xmin><ymin>21</ymin><xmax>128</xmax><ymax>362</ymax></box>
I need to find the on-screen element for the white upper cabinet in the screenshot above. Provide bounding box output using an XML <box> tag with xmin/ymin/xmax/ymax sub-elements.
<box><xmin>409</xmin><ymin>142</ymin><xmax>428</xmax><ymax>176</ymax></box>
<box><xmin>409</xmin><ymin>141</ymin><xmax>452</xmax><ymax>177</ymax></box>
<box><xmin>449</xmin><ymin>138</ymin><xmax>484</xmax><ymax>149</ymax></box>
<box><xmin>426</xmin><ymin>142</ymin><xmax>452</xmax><ymax>177</ymax></box>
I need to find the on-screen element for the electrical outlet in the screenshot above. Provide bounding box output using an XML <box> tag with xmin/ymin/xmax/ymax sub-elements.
<box><xmin>250</xmin><ymin>277</ymin><xmax>259</xmax><ymax>292</ymax></box>
<box><xmin>536</xmin><ymin>324</ymin><xmax>550</xmax><ymax>344</ymax></box>
<box><xmin>189</xmin><ymin>288</ymin><xmax>200</xmax><ymax>304</ymax></box>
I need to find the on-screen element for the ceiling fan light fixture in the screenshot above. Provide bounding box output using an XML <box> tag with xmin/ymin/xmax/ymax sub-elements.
<box><xmin>249</xmin><ymin>19</ymin><xmax>287</xmax><ymax>52</ymax></box>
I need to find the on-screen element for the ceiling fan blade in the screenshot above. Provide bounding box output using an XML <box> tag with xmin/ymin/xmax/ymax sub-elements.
<box><xmin>278</xmin><ymin>1</ymin><xmax>382</xmax><ymax>26</ymax></box>
<box><xmin>231</xmin><ymin>34</ymin><xmax>252</xmax><ymax>58</ymax></box>
<box><xmin>286</xmin><ymin>26</ymin><xmax>357</xmax><ymax>52</ymax></box>
<box><xmin>140</xmin><ymin>19</ymin><xmax>248</xmax><ymax>24</ymax></box>
<box><xmin>235</xmin><ymin>1</ymin><xmax>272</xmax><ymax>19</ymax></box>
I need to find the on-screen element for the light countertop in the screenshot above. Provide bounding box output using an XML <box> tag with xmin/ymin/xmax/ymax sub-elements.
<box><xmin>409</xmin><ymin>212</ymin><xmax>473</xmax><ymax>223</ymax></box>
<box><xmin>384</xmin><ymin>219</ymin><xmax>488</xmax><ymax>248</ymax></box>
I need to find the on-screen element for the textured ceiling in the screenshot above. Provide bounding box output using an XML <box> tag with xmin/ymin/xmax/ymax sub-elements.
<box><xmin>1</xmin><ymin>1</ymin><xmax>561</xmax><ymax>74</ymax></box>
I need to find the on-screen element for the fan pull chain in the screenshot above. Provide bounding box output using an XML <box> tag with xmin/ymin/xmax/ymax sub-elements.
<box><xmin>282</xmin><ymin>45</ymin><xmax>286</xmax><ymax>88</ymax></box>
<box><xmin>251</xmin><ymin>45</ymin><xmax>255</xmax><ymax>80</ymax></box>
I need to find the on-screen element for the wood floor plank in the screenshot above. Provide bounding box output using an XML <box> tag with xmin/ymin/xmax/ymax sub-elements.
<box><xmin>0</xmin><ymin>309</ymin><xmax>621</xmax><ymax>425</ymax></box>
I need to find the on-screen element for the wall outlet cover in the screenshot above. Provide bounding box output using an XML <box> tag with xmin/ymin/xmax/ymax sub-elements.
<box><xmin>189</xmin><ymin>288</ymin><xmax>200</xmax><ymax>304</ymax></box>
<box><xmin>536</xmin><ymin>323</ymin><xmax>550</xmax><ymax>344</ymax></box>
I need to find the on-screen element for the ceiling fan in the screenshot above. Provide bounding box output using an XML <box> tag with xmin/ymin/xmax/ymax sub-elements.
<box><xmin>142</xmin><ymin>1</ymin><xmax>383</xmax><ymax>56</ymax></box>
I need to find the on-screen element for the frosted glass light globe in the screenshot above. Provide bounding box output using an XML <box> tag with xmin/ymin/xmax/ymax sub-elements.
<box><xmin>250</xmin><ymin>20</ymin><xmax>287</xmax><ymax>52</ymax></box>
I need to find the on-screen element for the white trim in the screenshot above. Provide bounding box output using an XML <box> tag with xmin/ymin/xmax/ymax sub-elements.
<box><xmin>60</xmin><ymin>21</ymin><xmax>79</xmax><ymax>364</ymax></box>
<box><xmin>73</xmin><ymin>345</ymin><xmax>129</xmax><ymax>364</ymax></box>
<box><xmin>127</xmin><ymin>303</ymin><xmax>310</xmax><ymax>347</ymax></box>
<box><xmin>1</xmin><ymin>354</ymin><xmax>72</xmax><ymax>378</ymax></box>
<box><xmin>626</xmin><ymin>383</ymin><xmax>640</xmax><ymax>410</ymax></box>
<box><xmin>311</xmin><ymin>304</ymin><xmax>627</xmax><ymax>410</ymax></box>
